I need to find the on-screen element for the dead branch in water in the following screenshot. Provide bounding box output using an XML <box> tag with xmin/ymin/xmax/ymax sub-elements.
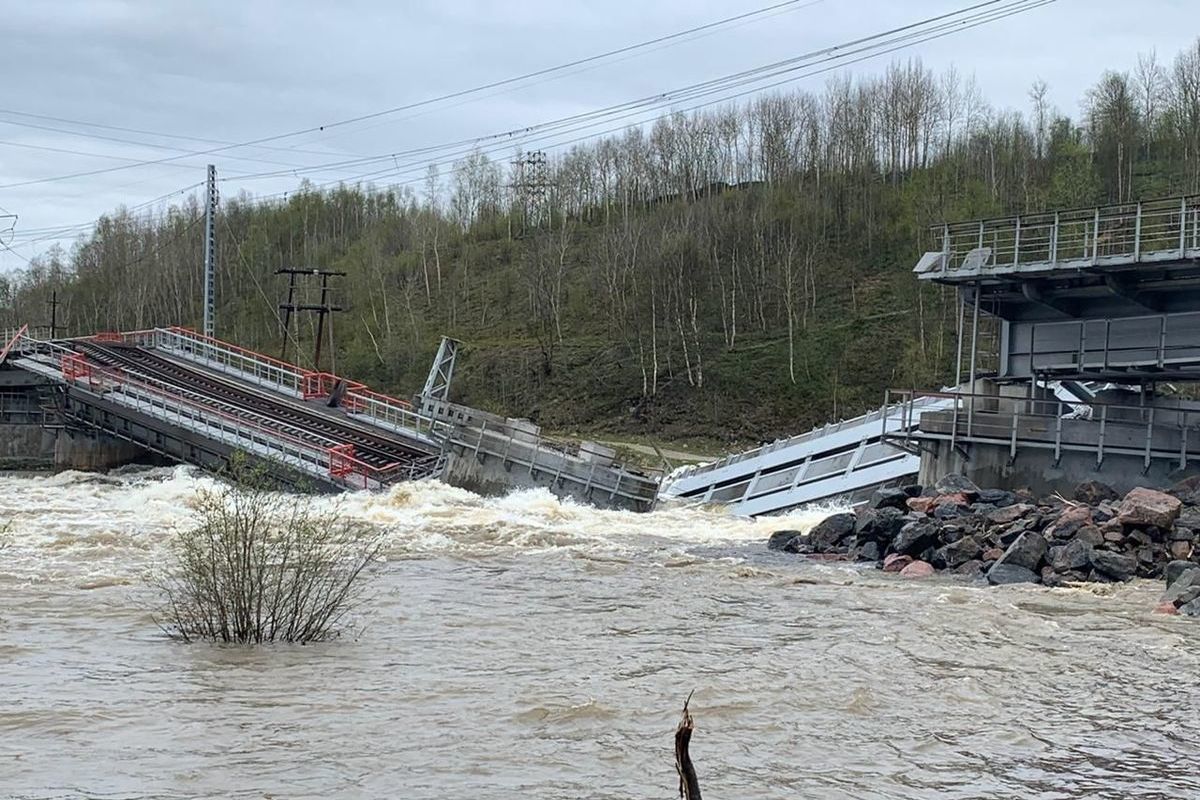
<box><xmin>675</xmin><ymin>690</ymin><xmax>702</xmax><ymax>800</ymax></box>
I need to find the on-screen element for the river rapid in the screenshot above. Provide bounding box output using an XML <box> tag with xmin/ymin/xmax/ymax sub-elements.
<box><xmin>1</xmin><ymin>467</ymin><xmax>1197</xmax><ymax>799</ymax></box>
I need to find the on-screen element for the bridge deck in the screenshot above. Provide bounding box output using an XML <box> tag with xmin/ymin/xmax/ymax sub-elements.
<box><xmin>8</xmin><ymin>328</ymin><xmax>448</xmax><ymax>490</ymax></box>
<box><xmin>78</xmin><ymin>342</ymin><xmax>432</xmax><ymax>471</ymax></box>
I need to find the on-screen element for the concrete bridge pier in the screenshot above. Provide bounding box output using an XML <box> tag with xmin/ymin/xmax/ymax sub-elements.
<box><xmin>53</xmin><ymin>429</ymin><xmax>150</xmax><ymax>472</ymax></box>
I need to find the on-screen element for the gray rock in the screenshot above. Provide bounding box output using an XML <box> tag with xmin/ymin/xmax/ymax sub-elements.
<box><xmin>934</xmin><ymin>535</ymin><xmax>983</xmax><ymax>569</ymax></box>
<box><xmin>1163</xmin><ymin>570</ymin><xmax>1200</xmax><ymax>607</ymax></box>
<box><xmin>977</xmin><ymin>488</ymin><xmax>1017</xmax><ymax>507</ymax></box>
<box><xmin>987</xmin><ymin>503</ymin><xmax>1034</xmax><ymax>525</ymax></box>
<box><xmin>952</xmin><ymin>559</ymin><xmax>985</xmax><ymax>578</ymax></box>
<box><xmin>1089</xmin><ymin>550</ymin><xmax>1139</xmax><ymax>582</ymax></box>
<box><xmin>933</xmin><ymin>502</ymin><xmax>971</xmax><ymax>520</ymax></box>
<box><xmin>987</xmin><ymin>563</ymin><xmax>1040</xmax><ymax>585</ymax></box>
<box><xmin>1178</xmin><ymin>507</ymin><xmax>1200</xmax><ymax>530</ymax></box>
<box><xmin>855</xmin><ymin>540</ymin><xmax>882</xmax><ymax>563</ymax></box>
<box><xmin>1073</xmin><ymin>480</ymin><xmax>1119</xmax><ymax>505</ymax></box>
<box><xmin>1074</xmin><ymin>525</ymin><xmax>1105</xmax><ymax>548</ymax></box>
<box><xmin>933</xmin><ymin>473</ymin><xmax>980</xmax><ymax>499</ymax></box>
<box><xmin>1045</xmin><ymin>506</ymin><xmax>1093</xmax><ymax>541</ymax></box>
<box><xmin>870</xmin><ymin>487</ymin><xmax>910</xmax><ymax>511</ymax></box>
<box><xmin>854</xmin><ymin>506</ymin><xmax>906</xmax><ymax>544</ymax></box>
<box><xmin>1041</xmin><ymin>567</ymin><xmax>1068</xmax><ymax>588</ymax></box>
<box><xmin>1179</xmin><ymin>597</ymin><xmax>1200</xmax><ymax>616</ymax></box>
<box><xmin>809</xmin><ymin>512</ymin><xmax>856</xmax><ymax>552</ymax></box>
<box><xmin>767</xmin><ymin>530</ymin><xmax>803</xmax><ymax>551</ymax></box>
<box><xmin>1050</xmin><ymin>539</ymin><xmax>1094</xmax><ymax>573</ymax></box>
<box><xmin>1165</xmin><ymin>559</ymin><xmax>1200</xmax><ymax>588</ymax></box>
<box><xmin>891</xmin><ymin>521</ymin><xmax>941</xmax><ymax>557</ymax></box>
<box><xmin>994</xmin><ymin>531</ymin><xmax>1049</xmax><ymax>571</ymax></box>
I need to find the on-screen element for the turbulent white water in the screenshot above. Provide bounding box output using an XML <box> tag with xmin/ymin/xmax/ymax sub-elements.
<box><xmin>2</xmin><ymin>467</ymin><xmax>1198</xmax><ymax>799</ymax></box>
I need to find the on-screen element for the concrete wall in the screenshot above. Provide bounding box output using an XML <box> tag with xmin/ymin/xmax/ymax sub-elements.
<box><xmin>918</xmin><ymin>438</ymin><xmax>1194</xmax><ymax>496</ymax></box>
<box><xmin>0</xmin><ymin>424</ymin><xmax>56</xmax><ymax>469</ymax></box>
<box><xmin>53</xmin><ymin>429</ymin><xmax>150</xmax><ymax>472</ymax></box>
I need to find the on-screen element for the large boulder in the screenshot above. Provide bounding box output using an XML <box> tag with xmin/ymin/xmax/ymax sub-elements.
<box><xmin>891</xmin><ymin>521</ymin><xmax>941</xmax><ymax>558</ymax></box>
<box><xmin>1116</xmin><ymin>487</ymin><xmax>1182</xmax><ymax>530</ymax></box>
<box><xmin>854</xmin><ymin>506</ymin><xmax>907</xmax><ymax>544</ymax></box>
<box><xmin>993</xmin><ymin>530</ymin><xmax>1049</xmax><ymax>572</ymax></box>
<box><xmin>1050</xmin><ymin>538</ymin><xmax>1094</xmax><ymax>573</ymax></box>
<box><xmin>932</xmin><ymin>473</ymin><xmax>980</xmax><ymax>500</ymax></box>
<box><xmin>767</xmin><ymin>530</ymin><xmax>803</xmax><ymax>551</ymax></box>
<box><xmin>987</xmin><ymin>563</ymin><xmax>1040</xmax><ymax>585</ymax></box>
<box><xmin>870</xmin><ymin>487</ymin><xmax>910</xmax><ymax>511</ymax></box>
<box><xmin>1166</xmin><ymin>559</ymin><xmax>1200</xmax><ymax>588</ymax></box>
<box><xmin>1073</xmin><ymin>480</ymin><xmax>1119</xmax><ymax>505</ymax></box>
<box><xmin>1044</xmin><ymin>505</ymin><xmax>1093</xmax><ymax>541</ymax></box>
<box><xmin>855</xmin><ymin>540</ymin><xmax>882</xmax><ymax>563</ymax></box>
<box><xmin>809</xmin><ymin>512</ymin><xmax>856</xmax><ymax>553</ymax></box>
<box><xmin>1168</xmin><ymin>475</ymin><xmax>1200</xmax><ymax>506</ymax></box>
<box><xmin>1162</xmin><ymin>567</ymin><xmax>1200</xmax><ymax>607</ymax></box>
<box><xmin>899</xmin><ymin>560</ymin><xmax>935</xmax><ymax>579</ymax></box>
<box><xmin>1089</xmin><ymin>550</ymin><xmax>1138</xmax><ymax>582</ymax></box>
<box><xmin>934</xmin><ymin>536</ymin><xmax>983</xmax><ymax>570</ymax></box>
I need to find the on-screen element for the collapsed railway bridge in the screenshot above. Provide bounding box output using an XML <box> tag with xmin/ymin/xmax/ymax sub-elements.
<box><xmin>0</xmin><ymin>326</ymin><xmax>659</xmax><ymax>510</ymax></box>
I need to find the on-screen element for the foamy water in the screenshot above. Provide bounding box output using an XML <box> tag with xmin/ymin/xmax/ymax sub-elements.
<box><xmin>0</xmin><ymin>467</ymin><xmax>841</xmax><ymax>582</ymax></box>
<box><xmin>2</xmin><ymin>468</ymin><xmax>1198</xmax><ymax>799</ymax></box>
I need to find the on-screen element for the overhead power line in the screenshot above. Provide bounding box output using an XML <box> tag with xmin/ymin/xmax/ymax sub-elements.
<box><xmin>0</xmin><ymin>0</ymin><xmax>825</xmax><ymax>190</ymax></box>
<box><xmin>240</xmin><ymin>0</ymin><xmax>1057</xmax><ymax>201</ymax></box>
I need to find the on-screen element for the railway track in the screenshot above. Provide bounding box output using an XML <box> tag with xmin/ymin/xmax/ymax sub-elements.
<box><xmin>75</xmin><ymin>341</ymin><xmax>434</xmax><ymax>471</ymax></box>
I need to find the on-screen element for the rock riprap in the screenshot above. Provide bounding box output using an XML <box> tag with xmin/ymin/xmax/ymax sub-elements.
<box><xmin>768</xmin><ymin>476</ymin><xmax>1200</xmax><ymax>615</ymax></box>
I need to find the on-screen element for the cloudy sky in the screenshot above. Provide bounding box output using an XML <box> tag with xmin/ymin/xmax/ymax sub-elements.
<box><xmin>0</xmin><ymin>0</ymin><xmax>1196</xmax><ymax>272</ymax></box>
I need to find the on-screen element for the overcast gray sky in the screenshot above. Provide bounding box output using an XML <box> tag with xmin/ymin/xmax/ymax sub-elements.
<box><xmin>0</xmin><ymin>0</ymin><xmax>1196</xmax><ymax>272</ymax></box>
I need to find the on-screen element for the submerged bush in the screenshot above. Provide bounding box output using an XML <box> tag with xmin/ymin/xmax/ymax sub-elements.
<box><xmin>155</xmin><ymin>474</ymin><xmax>386</xmax><ymax>644</ymax></box>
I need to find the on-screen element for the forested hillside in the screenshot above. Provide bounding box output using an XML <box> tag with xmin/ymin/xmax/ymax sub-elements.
<box><xmin>6</xmin><ymin>43</ymin><xmax>1200</xmax><ymax>447</ymax></box>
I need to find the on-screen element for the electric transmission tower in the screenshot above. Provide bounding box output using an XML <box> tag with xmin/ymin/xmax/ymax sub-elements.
<box><xmin>510</xmin><ymin>150</ymin><xmax>553</xmax><ymax>229</ymax></box>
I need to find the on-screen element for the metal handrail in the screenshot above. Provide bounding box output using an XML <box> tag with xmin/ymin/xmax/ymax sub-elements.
<box><xmin>460</xmin><ymin>423</ymin><xmax>658</xmax><ymax>502</ymax></box>
<box><xmin>928</xmin><ymin>194</ymin><xmax>1200</xmax><ymax>276</ymax></box>
<box><xmin>144</xmin><ymin>327</ymin><xmax>445</xmax><ymax>441</ymax></box>
<box><xmin>150</xmin><ymin>327</ymin><xmax>307</xmax><ymax>395</ymax></box>
<box><xmin>13</xmin><ymin>335</ymin><xmax>411</xmax><ymax>489</ymax></box>
<box><xmin>345</xmin><ymin>387</ymin><xmax>452</xmax><ymax>441</ymax></box>
<box><xmin>884</xmin><ymin>388</ymin><xmax>1200</xmax><ymax>470</ymax></box>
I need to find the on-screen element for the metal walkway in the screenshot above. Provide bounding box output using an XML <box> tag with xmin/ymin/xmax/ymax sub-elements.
<box><xmin>5</xmin><ymin>327</ymin><xmax>450</xmax><ymax>490</ymax></box>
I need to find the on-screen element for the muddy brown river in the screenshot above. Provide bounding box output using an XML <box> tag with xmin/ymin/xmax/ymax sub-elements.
<box><xmin>1</xmin><ymin>468</ymin><xmax>1197</xmax><ymax>799</ymax></box>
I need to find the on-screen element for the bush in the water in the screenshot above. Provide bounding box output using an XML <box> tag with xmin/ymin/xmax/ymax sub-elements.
<box><xmin>155</xmin><ymin>470</ymin><xmax>385</xmax><ymax>644</ymax></box>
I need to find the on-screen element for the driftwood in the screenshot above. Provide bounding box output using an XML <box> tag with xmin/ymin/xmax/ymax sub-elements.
<box><xmin>675</xmin><ymin>690</ymin><xmax>702</xmax><ymax>800</ymax></box>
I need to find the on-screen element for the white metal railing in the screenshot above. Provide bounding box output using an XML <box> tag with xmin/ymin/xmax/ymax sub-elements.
<box><xmin>140</xmin><ymin>327</ymin><xmax>307</xmax><ymax>395</ymax></box>
<box><xmin>926</xmin><ymin>194</ymin><xmax>1200</xmax><ymax>277</ymax></box>
<box><xmin>884</xmin><ymin>388</ymin><xmax>1200</xmax><ymax>471</ymax></box>
<box><xmin>459</xmin><ymin>422</ymin><xmax>659</xmax><ymax>504</ymax></box>
<box><xmin>344</xmin><ymin>388</ymin><xmax>452</xmax><ymax>442</ymax></box>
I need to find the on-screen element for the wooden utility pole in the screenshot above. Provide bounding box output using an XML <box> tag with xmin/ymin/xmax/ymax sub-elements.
<box><xmin>276</xmin><ymin>268</ymin><xmax>346</xmax><ymax>370</ymax></box>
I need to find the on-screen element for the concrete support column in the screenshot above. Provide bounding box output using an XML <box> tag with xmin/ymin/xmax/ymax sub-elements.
<box><xmin>54</xmin><ymin>430</ymin><xmax>148</xmax><ymax>472</ymax></box>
